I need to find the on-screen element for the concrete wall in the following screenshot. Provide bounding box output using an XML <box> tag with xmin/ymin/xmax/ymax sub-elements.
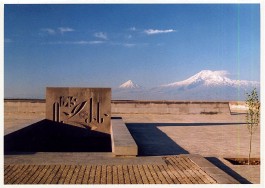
<box><xmin>4</xmin><ymin>99</ymin><xmax>231</xmax><ymax>116</ymax></box>
<box><xmin>4</xmin><ymin>100</ymin><xmax>46</xmax><ymax>114</ymax></box>
<box><xmin>111</xmin><ymin>100</ymin><xmax>231</xmax><ymax>115</ymax></box>
<box><xmin>229</xmin><ymin>101</ymin><xmax>248</xmax><ymax>113</ymax></box>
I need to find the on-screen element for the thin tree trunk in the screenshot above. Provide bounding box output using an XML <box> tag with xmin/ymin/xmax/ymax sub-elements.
<box><xmin>248</xmin><ymin>132</ymin><xmax>253</xmax><ymax>165</ymax></box>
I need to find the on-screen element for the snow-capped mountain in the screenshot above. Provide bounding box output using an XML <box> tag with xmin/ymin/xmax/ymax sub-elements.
<box><xmin>112</xmin><ymin>70</ymin><xmax>260</xmax><ymax>101</ymax></box>
<box><xmin>119</xmin><ymin>80</ymin><xmax>141</xmax><ymax>89</ymax></box>
<box><xmin>154</xmin><ymin>70</ymin><xmax>260</xmax><ymax>100</ymax></box>
<box><xmin>161</xmin><ymin>70</ymin><xmax>259</xmax><ymax>88</ymax></box>
<box><xmin>113</xmin><ymin>80</ymin><xmax>145</xmax><ymax>100</ymax></box>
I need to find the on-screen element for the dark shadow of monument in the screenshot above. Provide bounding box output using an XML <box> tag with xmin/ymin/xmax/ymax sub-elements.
<box><xmin>129</xmin><ymin>122</ymin><xmax>245</xmax><ymax>127</ymax></box>
<box><xmin>206</xmin><ymin>157</ymin><xmax>252</xmax><ymax>184</ymax></box>
<box><xmin>126</xmin><ymin>123</ymin><xmax>189</xmax><ymax>156</ymax></box>
<box><xmin>126</xmin><ymin>122</ymin><xmax>246</xmax><ymax>156</ymax></box>
<box><xmin>4</xmin><ymin>119</ymin><xmax>111</xmax><ymax>155</ymax></box>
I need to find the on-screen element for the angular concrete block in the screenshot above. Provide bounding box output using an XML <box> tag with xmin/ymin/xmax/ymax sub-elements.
<box><xmin>111</xmin><ymin>118</ymin><xmax>138</xmax><ymax>156</ymax></box>
<box><xmin>46</xmin><ymin>87</ymin><xmax>111</xmax><ymax>134</ymax></box>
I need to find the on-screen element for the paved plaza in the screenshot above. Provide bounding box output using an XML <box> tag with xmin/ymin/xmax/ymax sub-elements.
<box><xmin>4</xmin><ymin>101</ymin><xmax>261</xmax><ymax>184</ymax></box>
<box><xmin>6</xmin><ymin>154</ymin><xmax>240</xmax><ymax>184</ymax></box>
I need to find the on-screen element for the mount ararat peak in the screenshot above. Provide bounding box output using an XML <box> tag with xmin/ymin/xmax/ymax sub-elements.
<box><xmin>161</xmin><ymin>70</ymin><xmax>259</xmax><ymax>88</ymax></box>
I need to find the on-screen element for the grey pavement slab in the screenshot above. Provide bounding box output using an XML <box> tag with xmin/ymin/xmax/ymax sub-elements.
<box><xmin>4</xmin><ymin>152</ymin><xmax>165</xmax><ymax>165</ymax></box>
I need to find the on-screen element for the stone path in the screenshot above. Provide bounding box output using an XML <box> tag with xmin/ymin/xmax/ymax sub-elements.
<box><xmin>4</xmin><ymin>156</ymin><xmax>217</xmax><ymax>184</ymax></box>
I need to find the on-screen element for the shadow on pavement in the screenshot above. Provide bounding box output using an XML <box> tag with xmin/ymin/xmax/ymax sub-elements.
<box><xmin>4</xmin><ymin>119</ymin><xmax>111</xmax><ymax>154</ymax></box>
<box><xmin>128</xmin><ymin>122</ymin><xmax>246</xmax><ymax>127</ymax></box>
<box><xmin>206</xmin><ymin>157</ymin><xmax>252</xmax><ymax>184</ymax></box>
<box><xmin>230</xmin><ymin>112</ymin><xmax>247</xmax><ymax>115</ymax></box>
<box><xmin>126</xmin><ymin>123</ymin><xmax>189</xmax><ymax>156</ymax></box>
<box><xmin>126</xmin><ymin>122</ymin><xmax>246</xmax><ymax>156</ymax></box>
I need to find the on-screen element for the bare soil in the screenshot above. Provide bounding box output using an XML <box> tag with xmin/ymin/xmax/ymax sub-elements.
<box><xmin>225</xmin><ymin>158</ymin><xmax>260</xmax><ymax>165</ymax></box>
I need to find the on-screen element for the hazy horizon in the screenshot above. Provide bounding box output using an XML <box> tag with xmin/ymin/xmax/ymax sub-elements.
<box><xmin>4</xmin><ymin>69</ymin><xmax>260</xmax><ymax>101</ymax></box>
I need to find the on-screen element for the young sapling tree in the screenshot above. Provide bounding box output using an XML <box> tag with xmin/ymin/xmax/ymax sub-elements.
<box><xmin>245</xmin><ymin>88</ymin><xmax>260</xmax><ymax>165</ymax></box>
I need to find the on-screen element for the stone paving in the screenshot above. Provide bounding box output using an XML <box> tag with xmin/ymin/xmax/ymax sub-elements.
<box><xmin>4</xmin><ymin>156</ymin><xmax>217</xmax><ymax>184</ymax></box>
<box><xmin>121</xmin><ymin>113</ymin><xmax>260</xmax><ymax>158</ymax></box>
<box><xmin>211</xmin><ymin>157</ymin><xmax>260</xmax><ymax>184</ymax></box>
<box><xmin>4</xmin><ymin>101</ymin><xmax>260</xmax><ymax>184</ymax></box>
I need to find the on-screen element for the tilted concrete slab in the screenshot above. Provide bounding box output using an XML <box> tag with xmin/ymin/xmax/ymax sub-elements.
<box><xmin>111</xmin><ymin>118</ymin><xmax>138</xmax><ymax>156</ymax></box>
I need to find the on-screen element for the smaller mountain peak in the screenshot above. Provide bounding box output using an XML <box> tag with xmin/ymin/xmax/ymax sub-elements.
<box><xmin>119</xmin><ymin>80</ymin><xmax>141</xmax><ymax>89</ymax></box>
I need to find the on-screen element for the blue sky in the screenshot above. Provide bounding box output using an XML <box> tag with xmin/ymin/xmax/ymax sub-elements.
<box><xmin>4</xmin><ymin>4</ymin><xmax>260</xmax><ymax>98</ymax></box>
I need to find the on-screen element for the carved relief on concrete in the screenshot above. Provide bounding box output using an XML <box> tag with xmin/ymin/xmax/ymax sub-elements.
<box><xmin>46</xmin><ymin>88</ymin><xmax>111</xmax><ymax>134</ymax></box>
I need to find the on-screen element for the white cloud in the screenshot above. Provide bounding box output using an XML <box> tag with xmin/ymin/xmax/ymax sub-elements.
<box><xmin>43</xmin><ymin>40</ymin><xmax>105</xmax><ymax>45</ymax></box>
<box><xmin>94</xmin><ymin>32</ymin><xmax>108</xmax><ymax>40</ymax></box>
<box><xmin>126</xmin><ymin>35</ymin><xmax>132</xmax><ymax>39</ymax></box>
<box><xmin>58</xmin><ymin>27</ymin><xmax>75</xmax><ymax>34</ymax></box>
<box><xmin>40</xmin><ymin>27</ymin><xmax>74</xmax><ymax>35</ymax></box>
<box><xmin>144</xmin><ymin>29</ymin><xmax>176</xmax><ymax>35</ymax></box>
<box><xmin>89</xmin><ymin>41</ymin><xmax>105</xmax><ymax>44</ymax></box>
<box><xmin>129</xmin><ymin>27</ymin><xmax>136</xmax><ymax>31</ymax></box>
<box><xmin>123</xmin><ymin>43</ymin><xmax>136</xmax><ymax>47</ymax></box>
<box><xmin>110</xmin><ymin>42</ymin><xmax>148</xmax><ymax>48</ymax></box>
<box><xmin>40</xmin><ymin>28</ymin><xmax>56</xmax><ymax>35</ymax></box>
<box><xmin>70</xmin><ymin>40</ymin><xmax>104</xmax><ymax>45</ymax></box>
<box><xmin>156</xmin><ymin>43</ymin><xmax>165</xmax><ymax>46</ymax></box>
<box><xmin>72</xmin><ymin>41</ymin><xmax>89</xmax><ymax>44</ymax></box>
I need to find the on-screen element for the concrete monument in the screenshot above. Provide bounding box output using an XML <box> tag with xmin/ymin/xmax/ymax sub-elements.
<box><xmin>46</xmin><ymin>87</ymin><xmax>111</xmax><ymax>134</ymax></box>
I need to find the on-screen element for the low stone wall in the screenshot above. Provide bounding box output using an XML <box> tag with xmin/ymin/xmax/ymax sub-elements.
<box><xmin>4</xmin><ymin>99</ymin><xmax>231</xmax><ymax>116</ymax></box>
<box><xmin>4</xmin><ymin>99</ymin><xmax>46</xmax><ymax>114</ymax></box>
<box><xmin>229</xmin><ymin>101</ymin><xmax>248</xmax><ymax>113</ymax></box>
<box><xmin>111</xmin><ymin>100</ymin><xmax>231</xmax><ymax>115</ymax></box>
